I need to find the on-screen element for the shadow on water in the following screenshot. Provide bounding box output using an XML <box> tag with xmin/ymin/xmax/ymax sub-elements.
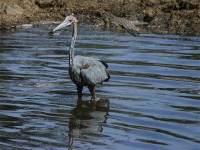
<box><xmin>68</xmin><ymin>98</ymin><xmax>109</xmax><ymax>150</ymax></box>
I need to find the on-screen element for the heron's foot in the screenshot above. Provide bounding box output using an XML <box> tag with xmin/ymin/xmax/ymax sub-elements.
<box><xmin>91</xmin><ymin>96</ymin><xmax>99</xmax><ymax>101</ymax></box>
<box><xmin>90</xmin><ymin>99</ymin><xmax>97</xmax><ymax>110</ymax></box>
<box><xmin>91</xmin><ymin>97</ymin><xmax>95</xmax><ymax>101</ymax></box>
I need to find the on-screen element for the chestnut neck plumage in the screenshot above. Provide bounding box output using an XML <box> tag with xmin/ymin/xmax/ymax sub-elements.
<box><xmin>69</xmin><ymin>17</ymin><xmax>77</xmax><ymax>66</ymax></box>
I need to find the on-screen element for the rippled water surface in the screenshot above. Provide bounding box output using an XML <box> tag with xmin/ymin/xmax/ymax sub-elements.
<box><xmin>0</xmin><ymin>24</ymin><xmax>200</xmax><ymax>150</ymax></box>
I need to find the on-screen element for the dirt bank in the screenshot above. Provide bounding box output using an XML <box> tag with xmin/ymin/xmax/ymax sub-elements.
<box><xmin>0</xmin><ymin>0</ymin><xmax>199</xmax><ymax>35</ymax></box>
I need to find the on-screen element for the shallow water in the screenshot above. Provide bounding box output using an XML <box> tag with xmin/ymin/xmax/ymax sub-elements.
<box><xmin>0</xmin><ymin>24</ymin><xmax>200</xmax><ymax>150</ymax></box>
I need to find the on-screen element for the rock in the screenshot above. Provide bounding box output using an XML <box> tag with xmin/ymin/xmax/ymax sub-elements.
<box><xmin>143</xmin><ymin>0</ymin><xmax>160</xmax><ymax>6</ymax></box>
<box><xmin>143</xmin><ymin>8</ymin><xmax>156</xmax><ymax>22</ymax></box>
<box><xmin>35</xmin><ymin>0</ymin><xmax>55</xmax><ymax>8</ymax></box>
<box><xmin>177</xmin><ymin>0</ymin><xmax>199</xmax><ymax>10</ymax></box>
<box><xmin>0</xmin><ymin>3</ymin><xmax>24</xmax><ymax>15</ymax></box>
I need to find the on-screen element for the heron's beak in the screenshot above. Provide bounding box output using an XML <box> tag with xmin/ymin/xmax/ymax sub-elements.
<box><xmin>53</xmin><ymin>19</ymin><xmax>72</xmax><ymax>32</ymax></box>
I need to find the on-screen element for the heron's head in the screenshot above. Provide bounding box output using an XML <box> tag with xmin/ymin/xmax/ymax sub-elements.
<box><xmin>53</xmin><ymin>15</ymin><xmax>78</xmax><ymax>32</ymax></box>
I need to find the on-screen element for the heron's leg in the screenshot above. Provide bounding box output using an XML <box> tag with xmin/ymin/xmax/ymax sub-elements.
<box><xmin>88</xmin><ymin>85</ymin><xmax>96</xmax><ymax>101</ymax></box>
<box><xmin>77</xmin><ymin>85</ymin><xmax>83</xmax><ymax>101</ymax></box>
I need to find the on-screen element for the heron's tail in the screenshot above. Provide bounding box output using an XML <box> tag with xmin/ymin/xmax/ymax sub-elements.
<box><xmin>104</xmin><ymin>72</ymin><xmax>110</xmax><ymax>82</ymax></box>
<box><xmin>99</xmin><ymin>60</ymin><xmax>110</xmax><ymax>82</ymax></box>
<box><xmin>100</xmin><ymin>60</ymin><xmax>109</xmax><ymax>68</ymax></box>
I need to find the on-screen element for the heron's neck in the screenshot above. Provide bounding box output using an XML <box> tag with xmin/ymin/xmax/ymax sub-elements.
<box><xmin>69</xmin><ymin>22</ymin><xmax>77</xmax><ymax>66</ymax></box>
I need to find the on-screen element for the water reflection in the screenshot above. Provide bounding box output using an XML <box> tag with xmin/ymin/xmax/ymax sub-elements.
<box><xmin>68</xmin><ymin>99</ymin><xmax>109</xmax><ymax>150</ymax></box>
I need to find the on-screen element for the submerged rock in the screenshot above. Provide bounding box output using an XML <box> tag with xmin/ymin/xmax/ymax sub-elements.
<box><xmin>103</xmin><ymin>13</ymin><xmax>149</xmax><ymax>36</ymax></box>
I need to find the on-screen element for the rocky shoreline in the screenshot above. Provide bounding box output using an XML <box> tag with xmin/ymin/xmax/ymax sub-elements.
<box><xmin>0</xmin><ymin>0</ymin><xmax>199</xmax><ymax>35</ymax></box>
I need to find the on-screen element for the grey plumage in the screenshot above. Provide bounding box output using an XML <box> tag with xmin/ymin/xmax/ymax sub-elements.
<box><xmin>53</xmin><ymin>15</ymin><xmax>110</xmax><ymax>101</ymax></box>
<box><xmin>70</xmin><ymin>56</ymin><xmax>109</xmax><ymax>86</ymax></box>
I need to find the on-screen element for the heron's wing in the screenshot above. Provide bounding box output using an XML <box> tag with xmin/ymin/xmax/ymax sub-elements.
<box><xmin>81</xmin><ymin>66</ymin><xmax>109</xmax><ymax>86</ymax></box>
<box><xmin>75</xmin><ymin>56</ymin><xmax>110</xmax><ymax>86</ymax></box>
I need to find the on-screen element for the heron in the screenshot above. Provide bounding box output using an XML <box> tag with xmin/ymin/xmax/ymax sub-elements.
<box><xmin>53</xmin><ymin>15</ymin><xmax>110</xmax><ymax>101</ymax></box>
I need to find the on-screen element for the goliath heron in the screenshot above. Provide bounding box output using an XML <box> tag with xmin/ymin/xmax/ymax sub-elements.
<box><xmin>53</xmin><ymin>15</ymin><xmax>110</xmax><ymax>101</ymax></box>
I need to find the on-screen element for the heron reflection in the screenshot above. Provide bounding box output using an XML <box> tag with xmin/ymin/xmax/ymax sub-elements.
<box><xmin>68</xmin><ymin>98</ymin><xmax>109</xmax><ymax>149</ymax></box>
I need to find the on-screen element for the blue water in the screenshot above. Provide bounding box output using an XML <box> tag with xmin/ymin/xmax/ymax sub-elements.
<box><xmin>0</xmin><ymin>24</ymin><xmax>200</xmax><ymax>150</ymax></box>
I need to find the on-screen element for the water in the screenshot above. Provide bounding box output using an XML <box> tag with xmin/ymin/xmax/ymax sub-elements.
<box><xmin>0</xmin><ymin>24</ymin><xmax>200</xmax><ymax>150</ymax></box>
